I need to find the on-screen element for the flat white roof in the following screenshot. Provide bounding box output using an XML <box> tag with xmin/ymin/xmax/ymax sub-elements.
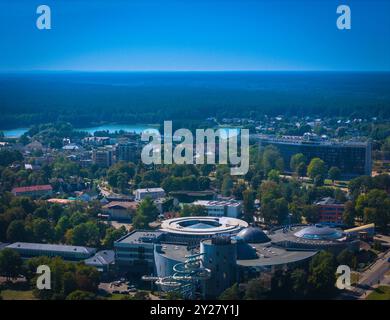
<box><xmin>193</xmin><ymin>200</ymin><xmax>241</xmax><ymax>207</ymax></box>
<box><xmin>160</xmin><ymin>216</ymin><xmax>248</xmax><ymax>236</ymax></box>
<box><xmin>136</xmin><ymin>188</ymin><xmax>165</xmax><ymax>193</ymax></box>
<box><xmin>7</xmin><ymin>242</ymin><xmax>96</xmax><ymax>255</ymax></box>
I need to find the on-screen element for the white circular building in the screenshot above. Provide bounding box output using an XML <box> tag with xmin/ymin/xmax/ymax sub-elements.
<box><xmin>160</xmin><ymin>216</ymin><xmax>248</xmax><ymax>245</ymax></box>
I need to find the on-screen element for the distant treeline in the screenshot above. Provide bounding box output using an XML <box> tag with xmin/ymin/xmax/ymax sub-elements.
<box><xmin>0</xmin><ymin>72</ymin><xmax>389</xmax><ymax>128</ymax></box>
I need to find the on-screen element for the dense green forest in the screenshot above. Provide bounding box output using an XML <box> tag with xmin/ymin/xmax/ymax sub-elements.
<box><xmin>0</xmin><ymin>72</ymin><xmax>389</xmax><ymax>129</ymax></box>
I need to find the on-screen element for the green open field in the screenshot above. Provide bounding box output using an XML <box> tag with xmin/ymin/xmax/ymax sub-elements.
<box><xmin>0</xmin><ymin>289</ymin><xmax>36</xmax><ymax>300</ymax></box>
<box><xmin>105</xmin><ymin>293</ymin><xmax>130</xmax><ymax>300</ymax></box>
<box><xmin>366</xmin><ymin>286</ymin><xmax>390</xmax><ymax>300</ymax></box>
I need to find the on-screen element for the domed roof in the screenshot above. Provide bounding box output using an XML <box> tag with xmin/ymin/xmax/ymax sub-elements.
<box><xmin>236</xmin><ymin>241</ymin><xmax>258</xmax><ymax>260</ymax></box>
<box><xmin>294</xmin><ymin>224</ymin><xmax>344</xmax><ymax>240</ymax></box>
<box><xmin>237</xmin><ymin>227</ymin><xmax>270</xmax><ymax>244</ymax></box>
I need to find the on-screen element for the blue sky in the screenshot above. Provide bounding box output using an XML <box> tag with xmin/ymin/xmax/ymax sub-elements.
<box><xmin>0</xmin><ymin>0</ymin><xmax>389</xmax><ymax>71</ymax></box>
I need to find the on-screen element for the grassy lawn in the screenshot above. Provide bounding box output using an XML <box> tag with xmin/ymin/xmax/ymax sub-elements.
<box><xmin>101</xmin><ymin>290</ymin><xmax>152</xmax><ymax>300</ymax></box>
<box><xmin>366</xmin><ymin>286</ymin><xmax>390</xmax><ymax>300</ymax></box>
<box><xmin>1</xmin><ymin>289</ymin><xmax>36</xmax><ymax>300</ymax></box>
<box><xmin>324</xmin><ymin>179</ymin><xmax>333</xmax><ymax>185</ymax></box>
<box><xmin>106</xmin><ymin>293</ymin><xmax>130</xmax><ymax>300</ymax></box>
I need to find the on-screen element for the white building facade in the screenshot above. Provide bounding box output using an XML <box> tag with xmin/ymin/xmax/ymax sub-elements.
<box><xmin>135</xmin><ymin>188</ymin><xmax>165</xmax><ymax>201</ymax></box>
<box><xmin>192</xmin><ymin>200</ymin><xmax>242</xmax><ymax>218</ymax></box>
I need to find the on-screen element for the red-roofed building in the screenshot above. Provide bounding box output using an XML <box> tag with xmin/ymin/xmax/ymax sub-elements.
<box><xmin>314</xmin><ymin>197</ymin><xmax>345</xmax><ymax>224</ymax></box>
<box><xmin>12</xmin><ymin>185</ymin><xmax>53</xmax><ymax>198</ymax></box>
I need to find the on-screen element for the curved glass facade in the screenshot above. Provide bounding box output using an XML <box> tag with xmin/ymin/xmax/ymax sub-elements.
<box><xmin>294</xmin><ymin>225</ymin><xmax>344</xmax><ymax>240</ymax></box>
<box><xmin>179</xmin><ymin>220</ymin><xmax>221</xmax><ymax>229</ymax></box>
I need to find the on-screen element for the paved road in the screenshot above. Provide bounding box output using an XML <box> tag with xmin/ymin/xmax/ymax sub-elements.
<box><xmin>360</xmin><ymin>252</ymin><xmax>390</xmax><ymax>286</ymax></box>
<box><xmin>355</xmin><ymin>250</ymin><xmax>390</xmax><ymax>299</ymax></box>
<box><xmin>338</xmin><ymin>246</ymin><xmax>390</xmax><ymax>300</ymax></box>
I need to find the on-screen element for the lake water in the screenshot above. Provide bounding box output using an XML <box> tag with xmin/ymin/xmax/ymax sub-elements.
<box><xmin>2</xmin><ymin>128</ymin><xmax>29</xmax><ymax>138</ymax></box>
<box><xmin>79</xmin><ymin>124</ymin><xmax>239</xmax><ymax>139</ymax></box>
<box><xmin>1</xmin><ymin>124</ymin><xmax>159</xmax><ymax>138</ymax></box>
<box><xmin>2</xmin><ymin>124</ymin><xmax>238</xmax><ymax>138</ymax></box>
<box><xmin>78</xmin><ymin>124</ymin><xmax>160</xmax><ymax>135</ymax></box>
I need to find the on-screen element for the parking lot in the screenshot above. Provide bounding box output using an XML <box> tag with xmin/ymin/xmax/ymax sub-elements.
<box><xmin>99</xmin><ymin>279</ymin><xmax>138</xmax><ymax>295</ymax></box>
